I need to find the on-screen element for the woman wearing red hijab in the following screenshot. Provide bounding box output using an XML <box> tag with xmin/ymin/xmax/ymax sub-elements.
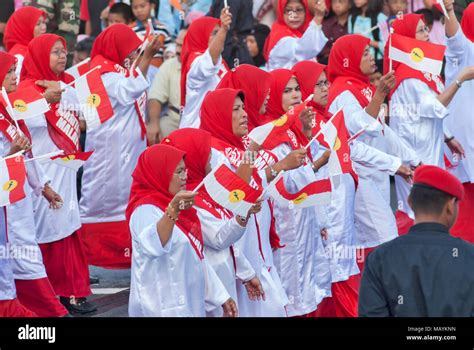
<box><xmin>162</xmin><ymin>128</ymin><xmax>265</xmax><ymax>317</ymax></box>
<box><xmin>387</xmin><ymin>13</ymin><xmax>474</xmax><ymax>235</ymax></box>
<box><xmin>78</xmin><ymin>24</ymin><xmax>161</xmax><ymax>270</ymax></box>
<box><xmin>259</xmin><ymin>68</ymin><xmax>333</xmax><ymax>317</ymax></box>
<box><xmin>0</xmin><ymin>51</ymin><xmax>66</xmax><ymax>317</ymax></box>
<box><xmin>264</xmin><ymin>0</ymin><xmax>328</xmax><ymax>70</ymax></box>
<box><xmin>19</xmin><ymin>34</ymin><xmax>96</xmax><ymax>314</ymax></box>
<box><xmin>443</xmin><ymin>1</ymin><xmax>474</xmax><ymax>243</ymax></box>
<box><xmin>3</xmin><ymin>6</ymin><xmax>47</xmax><ymax>77</ymax></box>
<box><xmin>179</xmin><ymin>9</ymin><xmax>232</xmax><ymax>129</ymax></box>
<box><xmin>126</xmin><ymin>144</ymin><xmax>236</xmax><ymax>317</ymax></box>
<box><xmin>327</xmin><ymin>34</ymin><xmax>420</xmax><ymax>270</ymax></box>
<box><xmin>200</xmin><ymin>88</ymin><xmax>289</xmax><ymax>317</ymax></box>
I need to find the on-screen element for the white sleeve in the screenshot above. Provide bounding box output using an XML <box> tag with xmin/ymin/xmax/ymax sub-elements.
<box><xmin>383</xmin><ymin>126</ymin><xmax>421</xmax><ymax>167</ymax></box>
<box><xmin>203</xmin><ymin>258</ymin><xmax>231</xmax><ymax>312</ymax></box>
<box><xmin>446</xmin><ymin>27</ymin><xmax>467</xmax><ymax>63</ymax></box>
<box><xmin>186</xmin><ymin>49</ymin><xmax>222</xmax><ymax>92</ymax></box>
<box><xmin>129</xmin><ymin>204</ymin><xmax>173</xmax><ymax>258</ymax></box>
<box><xmin>268</xmin><ymin>21</ymin><xmax>328</xmax><ymax>69</ymax></box>
<box><xmin>25</xmin><ymin>158</ymin><xmax>50</xmax><ymax>196</ymax></box>
<box><xmin>350</xmin><ymin>140</ymin><xmax>401</xmax><ymax>175</ymax></box>
<box><xmin>328</xmin><ymin>91</ymin><xmax>383</xmax><ymax>137</ymax></box>
<box><xmin>198</xmin><ymin>208</ymin><xmax>246</xmax><ymax>250</ymax></box>
<box><xmin>102</xmin><ymin>69</ymin><xmax>150</xmax><ymax>107</ymax></box>
<box><xmin>233</xmin><ymin>247</ymin><xmax>256</xmax><ymax>282</ymax></box>
<box><xmin>314</xmin><ymin>204</ymin><xmax>329</xmax><ymax>230</ymax></box>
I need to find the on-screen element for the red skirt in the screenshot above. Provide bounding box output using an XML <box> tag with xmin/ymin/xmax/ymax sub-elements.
<box><xmin>356</xmin><ymin>246</ymin><xmax>375</xmax><ymax>273</ymax></box>
<box><xmin>77</xmin><ymin>221</ymin><xmax>131</xmax><ymax>269</ymax></box>
<box><xmin>312</xmin><ymin>297</ymin><xmax>336</xmax><ymax>317</ymax></box>
<box><xmin>0</xmin><ymin>298</ymin><xmax>37</xmax><ymax>317</ymax></box>
<box><xmin>331</xmin><ymin>274</ymin><xmax>360</xmax><ymax>317</ymax></box>
<box><xmin>15</xmin><ymin>278</ymin><xmax>68</xmax><ymax>317</ymax></box>
<box><xmin>451</xmin><ymin>183</ymin><xmax>474</xmax><ymax>243</ymax></box>
<box><xmin>395</xmin><ymin>210</ymin><xmax>414</xmax><ymax>236</ymax></box>
<box><xmin>39</xmin><ymin>231</ymin><xmax>91</xmax><ymax>298</ymax></box>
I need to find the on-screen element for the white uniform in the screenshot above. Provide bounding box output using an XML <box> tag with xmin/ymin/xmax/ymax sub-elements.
<box><xmin>266</xmin><ymin>21</ymin><xmax>328</xmax><ymax>71</ymax></box>
<box><xmin>390</xmin><ymin>77</ymin><xmax>447</xmax><ymax>218</ymax></box>
<box><xmin>0</xmin><ymin>207</ymin><xmax>16</xmax><ymax>300</ymax></box>
<box><xmin>80</xmin><ymin>69</ymin><xmax>149</xmax><ymax>224</ymax></box>
<box><xmin>0</xmin><ymin>128</ymin><xmax>48</xmax><ymax>280</ymax></box>
<box><xmin>179</xmin><ymin>49</ymin><xmax>227</xmax><ymax>129</ymax></box>
<box><xmin>128</xmin><ymin>204</ymin><xmax>230</xmax><ymax>317</ymax></box>
<box><xmin>270</xmin><ymin>142</ymin><xmax>332</xmax><ymax>316</ymax></box>
<box><xmin>445</xmin><ymin>28</ymin><xmax>474</xmax><ymax>183</ymax></box>
<box><xmin>210</xmin><ymin>148</ymin><xmax>289</xmax><ymax>317</ymax></box>
<box><xmin>329</xmin><ymin>91</ymin><xmax>419</xmax><ymax>247</ymax></box>
<box><xmin>196</xmin><ymin>204</ymin><xmax>254</xmax><ymax>317</ymax></box>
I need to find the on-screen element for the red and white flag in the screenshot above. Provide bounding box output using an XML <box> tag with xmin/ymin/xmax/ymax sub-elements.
<box><xmin>248</xmin><ymin>99</ymin><xmax>309</xmax><ymax>149</ymax></box>
<box><xmin>268</xmin><ymin>177</ymin><xmax>331</xmax><ymax>208</ymax></box>
<box><xmin>321</xmin><ymin>110</ymin><xmax>353</xmax><ymax>177</ymax></box>
<box><xmin>203</xmin><ymin>164</ymin><xmax>262</xmax><ymax>216</ymax></box>
<box><xmin>0</xmin><ymin>86</ymin><xmax>49</xmax><ymax>120</ymax></box>
<box><xmin>46</xmin><ymin>150</ymin><xmax>94</xmax><ymax>171</ymax></box>
<box><xmin>433</xmin><ymin>0</ymin><xmax>450</xmax><ymax>18</ymax></box>
<box><xmin>389</xmin><ymin>33</ymin><xmax>446</xmax><ymax>76</ymax></box>
<box><xmin>66</xmin><ymin>58</ymin><xmax>91</xmax><ymax>79</ymax></box>
<box><xmin>75</xmin><ymin>68</ymin><xmax>114</xmax><ymax>130</ymax></box>
<box><xmin>0</xmin><ymin>155</ymin><xmax>26</xmax><ymax>207</ymax></box>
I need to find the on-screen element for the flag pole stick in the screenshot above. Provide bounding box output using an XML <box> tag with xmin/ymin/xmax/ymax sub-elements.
<box><xmin>60</xmin><ymin>65</ymin><xmax>102</xmax><ymax>91</ymax></box>
<box><xmin>363</xmin><ymin>24</ymin><xmax>379</xmax><ymax>36</ymax></box>
<box><xmin>130</xmin><ymin>19</ymin><xmax>154</xmax><ymax>74</ymax></box>
<box><xmin>3</xmin><ymin>150</ymin><xmax>25</xmax><ymax>160</ymax></box>
<box><xmin>224</xmin><ymin>0</ymin><xmax>229</xmax><ymax>8</ymax></box>
<box><xmin>24</xmin><ymin>150</ymin><xmax>64</xmax><ymax>163</ymax></box>
<box><xmin>304</xmin><ymin>108</ymin><xmax>340</xmax><ymax>151</ymax></box>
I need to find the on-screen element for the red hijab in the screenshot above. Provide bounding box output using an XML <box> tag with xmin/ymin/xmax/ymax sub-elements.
<box><xmin>216</xmin><ymin>64</ymin><xmax>272</xmax><ymax>130</ymax></box>
<box><xmin>180</xmin><ymin>16</ymin><xmax>221</xmax><ymax>108</ymax></box>
<box><xmin>90</xmin><ymin>24</ymin><xmax>142</xmax><ymax>72</ymax></box>
<box><xmin>327</xmin><ymin>34</ymin><xmax>375</xmax><ymax>109</ymax></box>
<box><xmin>461</xmin><ymin>3</ymin><xmax>474</xmax><ymax>42</ymax></box>
<box><xmin>0</xmin><ymin>52</ymin><xmax>31</xmax><ymax>142</ymax></box>
<box><xmin>126</xmin><ymin>144</ymin><xmax>204</xmax><ymax>259</ymax></box>
<box><xmin>200</xmin><ymin>88</ymin><xmax>247</xmax><ymax>152</ymax></box>
<box><xmin>263</xmin><ymin>69</ymin><xmax>310</xmax><ymax>151</ymax></box>
<box><xmin>3</xmin><ymin>6</ymin><xmax>46</xmax><ymax>56</ymax></box>
<box><xmin>19</xmin><ymin>34</ymin><xmax>79</xmax><ymax>153</ymax></box>
<box><xmin>385</xmin><ymin>14</ymin><xmax>442</xmax><ymax>96</ymax></box>
<box><xmin>292</xmin><ymin>60</ymin><xmax>327</xmax><ymax>117</ymax></box>
<box><xmin>263</xmin><ymin>0</ymin><xmax>312</xmax><ymax>61</ymax></box>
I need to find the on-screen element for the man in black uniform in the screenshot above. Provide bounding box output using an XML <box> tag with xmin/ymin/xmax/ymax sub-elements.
<box><xmin>359</xmin><ymin>165</ymin><xmax>474</xmax><ymax>317</ymax></box>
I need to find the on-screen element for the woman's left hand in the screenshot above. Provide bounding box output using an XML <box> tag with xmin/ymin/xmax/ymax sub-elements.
<box><xmin>447</xmin><ymin>138</ymin><xmax>465</xmax><ymax>160</ymax></box>
<box><xmin>42</xmin><ymin>184</ymin><xmax>63</xmax><ymax>209</ymax></box>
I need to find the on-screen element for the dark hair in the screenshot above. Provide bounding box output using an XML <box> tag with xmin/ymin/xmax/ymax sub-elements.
<box><xmin>75</xmin><ymin>36</ymin><xmax>95</xmax><ymax>55</ymax></box>
<box><xmin>409</xmin><ymin>185</ymin><xmax>454</xmax><ymax>216</ymax></box>
<box><xmin>350</xmin><ymin>0</ymin><xmax>383</xmax><ymax>19</ymax></box>
<box><xmin>415</xmin><ymin>8</ymin><xmax>436</xmax><ymax>26</ymax></box>
<box><xmin>110</xmin><ymin>3</ymin><xmax>135</xmax><ymax>23</ymax></box>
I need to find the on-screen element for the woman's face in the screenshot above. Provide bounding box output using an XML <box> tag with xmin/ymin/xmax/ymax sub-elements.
<box><xmin>359</xmin><ymin>45</ymin><xmax>376</xmax><ymax>75</ymax></box>
<box><xmin>168</xmin><ymin>159</ymin><xmax>187</xmax><ymax>195</ymax></box>
<box><xmin>50</xmin><ymin>40</ymin><xmax>67</xmax><ymax>75</ymax></box>
<box><xmin>312</xmin><ymin>71</ymin><xmax>329</xmax><ymax>107</ymax></box>
<box><xmin>2</xmin><ymin>64</ymin><xmax>17</xmax><ymax>93</ymax></box>
<box><xmin>259</xmin><ymin>90</ymin><xmax>270</xmax><ymax>114</ymax></box>
<box><xmin>415</xmin><ymin>19</ymin><xmax>430</xmax><ymax>42</ymax></box>
<box><xmin>282</xmin><ymin>77</ymin><xmax>301</xmax><ymax>112</ymax></box>
<box><xmin>246</xmin><ymin>35</ymin><xmax>259</xmax><ymax>58</ymax></box>
<box><xmin>34</xmin><ymin>16</ymin><xmax>47</xmax><ymax>37</ymax></box>
<box><xmin>231</xmin><ymin>96</ymin><xmax>248</xmax><ymax>137</ymax></box>
<box><xmin>283</xmin><ymin>0</ymin><xmax>306</xmax><ymax>30</ymax></box>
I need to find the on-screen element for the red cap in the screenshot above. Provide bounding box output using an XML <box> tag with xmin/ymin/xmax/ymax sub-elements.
<box><xmin>413</xmin><ymin>165</ymin><xmax>464</xmax><ymax>200</ymax></box>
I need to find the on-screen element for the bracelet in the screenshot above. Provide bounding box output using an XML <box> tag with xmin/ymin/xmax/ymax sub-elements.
<box><xmin>165</xmin><ymin>204</ymin><xmax>179</xmax><ymax>222</ymax></box>
<box><xmin>445</xmin><ymin>136</ymin><xmax>455</xmax><ymax>144</ymax></box>
<box><xmin>455</xmin><ymin>80</ymin><xmax>462</xmax><ymax>89</ymax></box>
<box><xmin>236</xmin><ymin>215</ymin><xmax>248</xmax><ymax>226</ymax></box>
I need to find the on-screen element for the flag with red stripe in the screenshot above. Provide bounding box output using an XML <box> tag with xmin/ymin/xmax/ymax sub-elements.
<box><xmin>203</xmin><ymin>164</ymin><xmax>262</xmax><ymax>216</ymax></box>
<box><xmin>0</xmin><ymin>156</ymin><xmax>26</xmax><ymax>207</ymax></box>
<box><xmin>66</xmin><ymin>58</ymin><xmax>91</xmax><ymax>79</ymax></box>
<box><xmin>0</xmin><ymin>86</ymin><xmax>49</xmax><ymax>120</ymax></box>
<box><xmin>268</xmin><ymin>177</ymin><xmax>331</xmax><ymax>208</ymax></box>
<box><xmin>389</xmin><ymin>33</ymin><xmax>446</xmax><ymax>76</ymax></box>
<box><xmin>47</xmin><ymin>150</ymin><xmax>94</xmax><ymax>171</ymax></box>
<box><xmin>75</xmin><ymin>68</ymin><xmax>114</xmax><ymax>129</ymax></box>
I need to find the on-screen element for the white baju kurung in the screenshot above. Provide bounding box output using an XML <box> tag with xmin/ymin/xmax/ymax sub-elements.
<box><xmin>128</xmin><ymin>204</ymin><xmax>230</xmax><ymax>317</ymax></box>
<box><xmin>0</xmin><ymin>206</ymin><xmax>16</xmax><ymax>300</ymax></box>
<box><xmin>179</xmin><ymin>49</ymin><xmax>227</xmax><ymax>129</ymax></box>
<box><xmin>390</xmin><ymin>77</ymin><xmax>447</xmax><ymax>218</ymax></box>
<box><xmin>329</xmin><ymin>91</ymin><xmax>419</xmax><ymax>247</ymax></box>
<box><xmin>266</xmin><ymin>21</ymin><xmax>328</xmax><ymax>71</ymax></box>
<box><xmin>79</xmin><ymin>69</ymin><xmax>149</xmax><ymax>225</ymax></box>
<box><xmin>270</xmin><ymin>142</ymin><xmax>332</xmax><ymax>316</ymax></box>
<box><xmin>445</xmin><ymin>28</ymin><xmax>474</xmax><ymax>183</ymax></box>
